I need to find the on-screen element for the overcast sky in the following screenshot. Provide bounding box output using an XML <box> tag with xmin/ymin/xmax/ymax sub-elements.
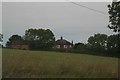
<box><xmin>2</xmin><ymin>2</ymin><xmax>114</xmax><ymax>45</ymax></box>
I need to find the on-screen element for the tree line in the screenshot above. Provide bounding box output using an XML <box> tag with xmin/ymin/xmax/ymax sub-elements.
<box><xmin>5</xmin><ymin>28</ymin><xmax>119</xmax><ymax>57</ymax></box>
<box><xmin>74</xmin><ymin>34</ymin><xmax>119</xmax><ymax>56</ymax></box>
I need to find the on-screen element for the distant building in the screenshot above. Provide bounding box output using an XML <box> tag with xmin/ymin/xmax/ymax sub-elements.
<box><xmin>55</xmin><ymin>37</ymin><xmax>73</xmax><ymax>49</ymax></box>
<box><xmin>11</xmin><ymin>41</ymin><xmax>29</xmax><ymax>50</ymax></box>
<box><xmin>11</xmin><ymin>36</ymin><xmax>73</xmax><ymax>50</ymax></box>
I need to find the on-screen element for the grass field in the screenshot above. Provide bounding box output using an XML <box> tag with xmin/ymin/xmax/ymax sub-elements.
<box><xmin>2</xmin><ymin>49</ymin><xmax>118</xmax><ymax>78</ymax></box>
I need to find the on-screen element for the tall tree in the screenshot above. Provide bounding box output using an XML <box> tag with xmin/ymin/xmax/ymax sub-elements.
<box><xmin>24</xmin><ymin>28</ymin><xmax>55</xmax><ymax>50</ymax></box>
<box><xmin>108</xmin><ymin>1</ymin><xmax>120</xmax><ymax>33</ymax></box>
<box><xmin>108</xmin><ymin>1</ymin><xmax>120</xmax><ymax>54</ymax></box>
<box><xmin>87</xmin><ymin>33</ymin><xmax>108</xmax><ymax>52</ymax></box>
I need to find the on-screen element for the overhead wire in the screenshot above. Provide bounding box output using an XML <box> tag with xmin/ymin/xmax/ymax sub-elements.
<box><xmin>65</xmin><ymin>0</ymin><xmax>108</xmax><ymax>15</ymax></box>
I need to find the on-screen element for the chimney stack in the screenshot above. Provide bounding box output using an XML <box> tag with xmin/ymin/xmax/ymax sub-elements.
<box><xmin>72</xmin><ymin>40</ymin><xmax>73</xmax><ymax>44</ymax></box>
<box><xmin>61</xmin><ymin>36</ymin><xmax>63</xmax><ymax>40</ymax></box>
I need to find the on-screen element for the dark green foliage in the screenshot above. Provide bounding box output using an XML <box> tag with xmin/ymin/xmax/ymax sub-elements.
<box><xmin>74</xmin><ymin>42</ymin><xmax>86</xmax><ymax>51</ymax></box>
<box><xmin>86</xmin><ymin>33</ymin><xmax>119</xmax><ymax>57</ymax></box>
<box><xmin>87</xmin><ymin>33</ymin><xmax>108</xmax><ymax>52</ymax></box>
<box><xmin>24</xmin><ymin>28</ymin><xmax>55</xmax><ymax>50</ymax></box>
<box><xmin>0</xmin><ymin>33</ymin><xmax>3</xmax><ymax>42</ymax></box>
<box><xmin>107</xmin><ymin>34</ymin><xmax>119</xmax><ymax>53</ymax></box>
<box><xmin>108</xmin><ymin>1</ymin><xmax>120</xmax><ymax>33</ymax></box>
<box><xmin>0</xmin><ymin>33</ymin><xmax>3</xmax><ymax>47</ymax></box>
<box><xmin>108</xmin><ymin>1</ymin><xmax>120</xmax><ymax>56</ymax></box>
<box><xmin>6</xmin><ymin>35</ymin><xmax>23</xmax><ymax>47</ymax></box>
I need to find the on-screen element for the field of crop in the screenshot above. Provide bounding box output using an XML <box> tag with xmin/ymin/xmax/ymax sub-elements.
<box><xmin>2</xmin><ymin>48</ymin><xmax>118</xmax><ymax>78</ymax></box>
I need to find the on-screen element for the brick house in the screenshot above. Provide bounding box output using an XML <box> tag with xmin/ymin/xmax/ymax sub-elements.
<box><xmin>55</xmin><ymin>37</ymin><xmax>73</xmax><ymax>49</ymax></box>
<box><xmin>11</xmin><ymin>41</ymin><xmax>29</xmax><ymax>50</ymax></box>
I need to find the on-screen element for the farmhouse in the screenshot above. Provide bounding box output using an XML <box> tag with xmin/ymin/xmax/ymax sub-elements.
<box><xmin>55</xmin><ymin>37</ymin><xmax>73</xmax><ymax>49</ymax></box>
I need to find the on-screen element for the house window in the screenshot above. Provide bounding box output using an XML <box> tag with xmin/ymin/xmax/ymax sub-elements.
<box><xmin>64</xmin><ymin>45</ymin><xmax>68</xmax><ymax>48</ymax></box>
<box><xmin>69</xmin><ymin>45</ymin><xmax>72</xmax><ymax>48</ymax></box>
<box><xmin>57</xmin><ymin>45</ymin><xmax>60</xmax><ymax>48</ymax></box>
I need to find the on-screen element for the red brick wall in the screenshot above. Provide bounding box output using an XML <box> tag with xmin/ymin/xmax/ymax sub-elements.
<box><xmin>21</xmin><ymin>45</ymin><xmax>29</xmax><ymax>50</ymax></box>
<box><xmin>11</xmin><ymin>44</ymin><xmax>29</xmax><ymax>50</ymax></box>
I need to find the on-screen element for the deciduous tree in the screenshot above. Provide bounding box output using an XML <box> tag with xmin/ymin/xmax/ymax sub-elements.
<box><xmin>108</xmin><ymin>1</ymin><xmax>120</xmax><ymax>54</ymax></box>
<box><xmin>6</xmin><ymin>35</ymin><xmax>23</xmax><ymax>47</ymax></box>
<box><xmin>87</xmin><ymin>33</ymin><xmax>108</xmax><ymax>52</ymax></box>
<box><xmin>24</xmin><ymin>28</ymin><xmax>55</xmax><ymax>50</ymax></box>
<box><xmin>108</xmin><ymin>1</ymin><xmax>120</xmax><ymax>33</ymax></box>
<box><xmin>107</xmin><ymin>34</ymin><xmax>119</xmax><ymax>53</ymax></box>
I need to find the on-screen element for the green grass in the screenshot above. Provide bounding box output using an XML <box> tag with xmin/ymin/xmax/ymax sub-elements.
<box><xmin>2</xmin><ymin>49</ymin><xmax>118</xmax><ymax>78</ymax></box>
